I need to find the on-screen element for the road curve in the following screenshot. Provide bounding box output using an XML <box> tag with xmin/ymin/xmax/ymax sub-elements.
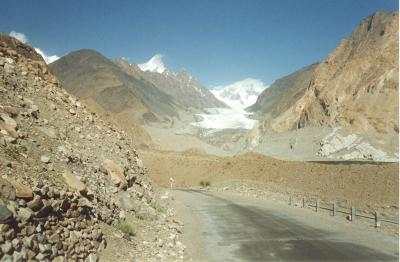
<box><xmin>171</xmin><ymin>189</ymin><xmax>398</xmax><ymax>261</ymax></box>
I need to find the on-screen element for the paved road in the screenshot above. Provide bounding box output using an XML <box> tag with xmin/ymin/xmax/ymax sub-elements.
<box><xmin>172</xmin><ymin>189</ymin><xmax>398</xmax><ymax>261</ymax></box>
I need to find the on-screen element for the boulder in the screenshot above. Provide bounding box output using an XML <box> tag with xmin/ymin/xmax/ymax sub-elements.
<box><xmin>62</xmin><ymin>171</ymin><xmax>87</xmax><ymax>193</ymax></box>
<box><xmin>0</xmin><ymin>113</ymin><xmax>18</xmax><ymax>139</ymax></box>
<box><xmin>0</xmin><ymin>205</ymin><xmax>13</xmax><ymax>224</ymax></box>
<box><xmin>6</xmin><ymin>179</ymin><xmax>33</xmax><ymax>199</ymax></box>
<box><xmin>0</xmin><ymin>178</ymin><xmax>16</xmax><ymax>200</ymax></box>
<box><xmin>27</xmin><ymin>196</ymin><xmax>43</xmax><ymax>212</ymax></box>
<box><xmin>16</xmin><ymin>207</ymin><xmax>33</xmax><ymax>222</ymax></box>
<box><xmin>40</xmin><ymin>155</ymin><xmax>51</xmax><ymax>163</ymax></box>
<box><xmin>118</xmin><ymin>192</ymin><xmax>141</xmax><ymax>211</ymax></box>
<box><xmin>101</xmin><ymin>159</ymin><xmax>127</xmax><ymax>187</ymax></box>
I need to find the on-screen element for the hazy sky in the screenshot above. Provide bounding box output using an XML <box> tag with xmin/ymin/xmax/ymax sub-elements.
<box><xmin>1</xmin><ymin>0</ymin><xmax>398</xmax><ymax>87</ymax></box>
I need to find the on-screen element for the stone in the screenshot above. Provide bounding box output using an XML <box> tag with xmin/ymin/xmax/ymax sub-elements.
<box><xmin>27</xmin><ymin>195</ymin><xmax>43</xmax><ymax>212</ymax></box>
<box><xmin>137</xmin><ymin>204</ymin><xmax>157</xmax><ymax>221</ymax></box>
<box><xmin>98</xmin><ymin>239</ymin><xmax>106</xmax><ymax>251</ymax></box>
<box><xmin>77</xmin><ymin>197</ymin><xmax>93</xmax><ymax>208</ymax></box>
<box><xmin>20</xmin><ymin>226</ymin><xmax>35</xmax><ymax>236</ymax></box>
<box><xmin>0</xmin><ymin>178</ymin><xmax>16</xmax><ymax>200</ymax></box>
<box><xmin>17</xmin><ymin>207</ymin><xmax>33</xmax><ymax>222</ymax></box>
<box><xmin>35</xmin><ymin>253</ymin><xmax>46</xmax><ymax>260</ymax></box>
<box><xmin>40</xmin><ymin>155</ymin><xmax>51</xmax><ymax>163</ymax></box>
<box><xmin>62</xmin><ymin>171</ymin><xmax>87</xmax><ymax>193</ymax></box>
<box><xmin>118</xmin><ymin>192</ymin><xmax>141</xmax><ymax>211</ymax></box>
<box><xmin>136</xmin><ymin>158</ymin><xmax>144</xmax><ymax>168</ymax></box>
<box><xmin>22</xmin><ymin>236</ymin><xmax>33</xmax><ymax>248</ymax></box>
<box><xmin>119</xmin><ymin>210</ymin><xmax>126</xmax><ymax>220</ymax></box>
<box><xmin>86</xmin><ymin>253</ymin><xmax>98</xmax><ymax>262</ymax></box>
<box><xmin>101</xmin><ymin>159</ymin><xmax>127</xmax><ymax>187</ymax></box>
<box><xmin>5</xmin><ymin>179</ymin><xmax>33</xmax><ymax>199</ymax></box>
<box><xmin>36</xmin><ymin>205</ymin><xmax>53</xmax><ymax>218</ymax></box>
<box><xmin>0</xmin><ymin>205</ymin><xmax>13</xmax><ymax>224</ymax></box>
<box><xmin>0</xmin><ymin>254</ymin><xmax>12</xmax><ymax>262</ymax></box>
<box><xmin>53</xmin><ymin>256</ymin><xmax>65</xmax><ymax>262</ymax></box>
<box><xmin>48</xmin><ymin>233</ymin><xmax>60</xmax><ymax>244</ymax></box>
<box><xmin>0</xmin><ymin>113</ymin><xmax>17</xmax><ymax>129</ymax></box>
<box><xmin>26</xmin><ymin>249</ymin><xmax>36</xmax><ymax>259</ymax></box>
<box><xmin>0</xmin><ymin>241</ymin><xmax>13</xmax><ymax>254</ymax></box>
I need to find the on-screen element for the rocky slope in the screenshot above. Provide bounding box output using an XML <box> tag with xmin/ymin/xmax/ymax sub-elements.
<box><xmin>247</xmin><ymin>12</ymin><xmax>398</xmax><ymax>161</ymax></box>
<box><xmin>0</xmin><ymin>34</ymin><xmax>185</xmax><ymax>261</ymax></box>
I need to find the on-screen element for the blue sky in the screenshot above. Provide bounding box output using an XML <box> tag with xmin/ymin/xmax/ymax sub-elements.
<box><xmin>1</xmin><ymin>0</ymin><xmax>398</xmax><ymax>87</ymax></box>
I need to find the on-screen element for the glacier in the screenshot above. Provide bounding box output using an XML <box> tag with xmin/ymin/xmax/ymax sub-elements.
<box><xmin>191</xmin><ymin>108</ymin><xmax>258</xmax><ymax>130</ymax></box>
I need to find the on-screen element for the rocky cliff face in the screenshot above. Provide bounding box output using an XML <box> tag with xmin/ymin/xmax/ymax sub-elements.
<box><xmin>0</xmin><ymin>35</ymin><xmax>185</xmax><ymax>261</ymax></box>
<box><xmin>245</xmin><ymin>12</ymin><xmax>398</xmax><ymax>161</ymax></box>
<box><xmin>271</xmin><ymin>12</ymin><xmax>398</xmax><ymax>137</ymax></box>
<box><xmin>248</xmin><ymin>64</ymin><xmax>317</xmax><ymax>118</ymax></box>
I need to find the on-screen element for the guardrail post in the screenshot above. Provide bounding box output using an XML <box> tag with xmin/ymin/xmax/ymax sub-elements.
<box><xmin>289</xmin><ymin>196</ymin><xmax>292</xmax><ymax>206</ymax></box>
<box><xmin>332</xmin><ymin>203</ymin><xmax>336</xmax><ymax>216</ymax></box>
<box><xmin>374</xmin><ymin>212</ymin><xmax>380</xmax><ymax>228</ymax></box>
<box><xmin>351</xmin><ymin>207</ymin><xmax>355</xmax><ymax>221</ymax></box>
<box><xmin>316</xmin><ymin>199</ymin><xmax>319</xmax><ymax>212</ymax></box>
<box><xmin>302</xmin><ymin>197</ymin><xmax>305</xmax><ymax>208</ymax></box>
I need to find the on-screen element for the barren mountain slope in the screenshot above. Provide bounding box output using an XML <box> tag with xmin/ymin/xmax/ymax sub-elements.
<box><xmin>248</xmin><ymin>63</ymin><xmax>318</xmax><ymax>118</ymax></box>
<box><xmin>50</xmin><ymin>50</ymin><xmax>180</xmax><ymax>121</ymax></box>
<box><xmin>0</xmin><ymin>35</ymin><xmax>185</xmax><ymax>261</ymax></box>
<box><xmin>270</xmin><ymin>12</ymin><xmax>399</xmax><ymax>137</ymax></box>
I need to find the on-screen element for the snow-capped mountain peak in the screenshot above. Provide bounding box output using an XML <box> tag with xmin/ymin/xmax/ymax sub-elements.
<box><xmin>211</xmin><ymin>78</ymin><xmax>268</xmax><ymax>109</ymax></box>
<box><xmin>138</xmin><ymin>54</ymin><xmax>166</xmax><ymax>73</ymax></box>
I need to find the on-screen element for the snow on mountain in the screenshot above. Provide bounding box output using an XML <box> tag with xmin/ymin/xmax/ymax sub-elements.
<box><xmin>138</xmin><ymin>54</ymin><xmax>166</xmax><ymax>73</ymax></box>
<box><xmin>211</xmin><ymin>78</ymin><xmax>268</xmax><ymax>109</ymax></box>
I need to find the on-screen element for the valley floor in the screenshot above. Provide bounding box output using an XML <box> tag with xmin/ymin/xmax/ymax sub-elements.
<box><xmin>140</xmin><ymin>148</ymin><xmax>399</xmax><ymax>219</ymax></box>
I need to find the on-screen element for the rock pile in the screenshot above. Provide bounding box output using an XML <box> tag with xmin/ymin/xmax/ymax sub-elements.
<box><xmin>0</xmin><ymin>178</ymin><xmax>105</xmax><ymax>261</ymax></box>
<box><xmin>0</xmin><ymin>34</ymin><xmax>183</xmax><ymax>261</ymax></box>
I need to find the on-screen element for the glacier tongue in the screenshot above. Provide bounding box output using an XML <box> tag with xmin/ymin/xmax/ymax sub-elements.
<box><xmin>191</xmin><ymin>108</ymin><xmax>258</xmax><ymax>130</ymax></box>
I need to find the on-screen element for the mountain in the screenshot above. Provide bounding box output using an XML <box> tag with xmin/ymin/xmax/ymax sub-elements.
<box><xmin>211</xmin><ymin>78</ymin><xmax>268</xmax><ymax>109</ymax></box>
<box><xmin>270</xmin><ymin>12</ymin><xmax>399</xmax><ymax>136</ymax></box>
<box><xmin>50</xmin><ymin>50</ymin><xmax>180</xmax><ymax>120</ymax></box>
<box><xmin>50</xmin><ymin>51</ymin><xmax>226</xmax><ymax>128</ymax></box>
<box><xmin>114</xmin><ymin>57</ymin><xmax>226</xmax><ymax>110</ymax></box>
<box><xmin>246</xmin><ymin>12</ymin><xmax>398</xmax><ymax>161</ymax></box>
<box><xmin>248</xmin><ymin>64</ymin><xmax>318</xmax><ymax>117</ymax></box>
<box><xmin>138</xmin><ymin>54</ymin><xmax>166</xmax><ymax>73</ymax></box>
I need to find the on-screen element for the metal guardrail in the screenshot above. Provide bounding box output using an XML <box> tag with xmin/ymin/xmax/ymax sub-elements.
<box><xmin>288</xmin><ymin>196</ymin><xmax>399</xmax><ymax>227</ymax></box>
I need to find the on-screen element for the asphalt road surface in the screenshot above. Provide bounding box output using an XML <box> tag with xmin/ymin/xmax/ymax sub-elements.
<box><xmin>171</xmin><ymin>189</ymin><xmax>399</xmax><ymax>261</ymax></box>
